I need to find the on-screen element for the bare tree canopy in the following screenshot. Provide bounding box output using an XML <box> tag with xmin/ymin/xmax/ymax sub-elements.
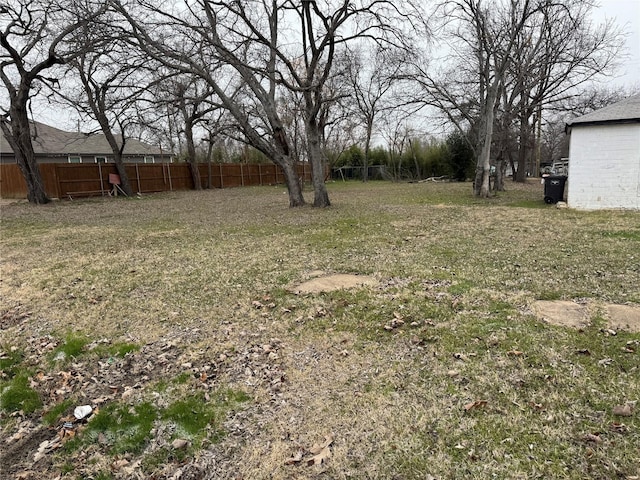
<box><xmin>108</xmin><ymin>0</ymin><xmax>422</xmax><ymax>207</ymax></box>
<box><xmin>407</xmin><ymin>0</ymin><xmax>625</xmax><ymax>196</ymax></box>
<box><xmin>0</xmin><ymin>0</ymin><xmax>108</xmax><ymax>204</ymax></box>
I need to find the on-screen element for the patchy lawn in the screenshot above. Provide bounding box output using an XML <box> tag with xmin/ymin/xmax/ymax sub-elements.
<box><xmin>1</xmin><ymin>180</ymin><xmax>638</xmax><ymax>480</ymax></box>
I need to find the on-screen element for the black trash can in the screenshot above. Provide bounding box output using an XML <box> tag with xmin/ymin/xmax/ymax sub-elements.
<box><xmin>543</xmin><ymin>175</ymin><xmax>567</xmax><ymax>204</ymax></box>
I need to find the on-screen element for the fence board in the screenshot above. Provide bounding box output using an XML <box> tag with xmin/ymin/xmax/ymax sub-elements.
<box><xmin>1</xmin><ymin>161</ymin><xmax>318</xmax><ymax>199</ymax></box>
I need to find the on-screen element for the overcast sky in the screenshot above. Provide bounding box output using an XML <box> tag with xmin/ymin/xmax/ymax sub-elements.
<box><xmin>27</xmin><ymin>0</ymin><xmax>640</xmax><ymax>132</ymax></box>
<box><xmin>594</xmin><ymin>0</ymin><xmax>640</xmax><ymax>87</ymax></box>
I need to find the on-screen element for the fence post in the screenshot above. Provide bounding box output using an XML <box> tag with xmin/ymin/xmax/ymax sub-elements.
<box><xmin>240</xmin><ymin>163</ymin><xmax>244</xmax><ymax>186</ymax></box>
<box><xmin>54</xmin><ymin>164</ymin><xmax>62</xmax><ymax>199</ymax></box>
<box><xmin>135</xmin><ymin>163</ymin><xmax>141</xmax><ymax>194</ymax></box>
<box><xmin>98</xmin><ymin>162</ymin><xmax>105</xmax><ymax>196</ymax></box>
<box><xmin>219</xmin><ymin>163</ymin><xmax>223</xmax><ymax>188</ymax></box>
<box><xmin>258</xmin><ymin>164</ymin><xmax>262</xmax><ymax>186</ymax></box>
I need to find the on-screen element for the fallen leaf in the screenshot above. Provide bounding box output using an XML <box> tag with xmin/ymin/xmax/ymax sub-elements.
<box><xmin>582</xmin><ymin>433</ymin><xmax>603</xmax><ymax>444</ymax></box>
<box><xmin>59</xmin><ymin>428</ymin><xmax>76</xmax><ymax>443</ymax></box>
<box><xmin>298</xmin><ymin>433</ymin><xmax>334</xmax><ymax>466</ymax></box>
<box><xmin>576</xmin><ymin>349</ymin><xmax>590</xmax><ymax>355</ymax></box>
<box><xmin>610</xmin><ymin>422</ymin><xmax>628</xmax><ymax>433</ymax></box>
<box><xmin>464</xmin><ymin>400</ymin><xmax>488</xmax><ymax>411</ymax></box>
<box><xmin>612</xmin><ymin>404</ymin><xmax>633</xmax><ymax>417</ymax></box>
<box><xmin>172</xmin><ymin>438</ymin><xmax>190</xmax><ymax>449</ymax></box>
<box><xmin>112</xmin><ymin>459</ymin><xmax>130</xmax><ymax>469</ymax></box>
<box><xmin>309</xmin><ymin>433</ymin><xmax>334</xmax><ymax>454</ymax></box>
<box><xmin>506</xmin><ymin>350</ymin><xmax>524</xmax><ymax>356</ymax></box>
<box><xmin>284</xmin><ymin>449</ymin><xmax>304</xmax><ymax>465</ymax></box>
<box><xmin>307</xmin><ymin>446</ymin><xmax>331</xmax><ymax>466</ymax></box>
<box><xmin>598</xmin><ymin>357</ymin><xmax>613</xmax><ymax>366</ymax></box>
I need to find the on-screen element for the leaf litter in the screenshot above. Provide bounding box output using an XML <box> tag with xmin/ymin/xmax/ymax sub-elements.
<box><xmin>2</xmin><ymin>183</ymin><xmax>640</xmax><ymax>480</ymax></box>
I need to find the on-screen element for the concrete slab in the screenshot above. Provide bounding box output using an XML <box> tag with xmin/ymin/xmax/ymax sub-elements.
<box><xmin>606</xmin><ymin>304</ymin><xmax>640</xmax><ymax>333</ymax></box>
<box><xmin>532</xmin><ymin>300</ymin><xmax>590</xmax><ymax>329</ymax></box>
<box><xmin>292</xmin><ymin>274</ymin><xmax>378</xmax><ymax>294</ymax></box>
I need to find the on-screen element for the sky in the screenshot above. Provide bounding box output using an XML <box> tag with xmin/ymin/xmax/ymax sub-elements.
<box><xmin>593</xmin><ymin>0</ymin><xmax>640</xmax><ymax>88</ymax></box>
<box><xmin>19</xmin><ymin>0</ymin><xmax>640</xmax><ymax>132</ymax></box>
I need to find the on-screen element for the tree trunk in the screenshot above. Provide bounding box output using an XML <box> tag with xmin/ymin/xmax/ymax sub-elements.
<box><xmin>494</xmin><ymin>152</ymin><xmax>505</xmax><ymax>192</ymax></box>
<box><xmin>508</xmin><ymin>151</ymin><xmax>516</xmax><ymax>182</ymax></box>
<box><xmin>279</xmin><ymin>158</ymin><xmax>305</xmax><ymax>207</ymax></box>
<box><xmin>474</xmin><ymin>82</ymin><xmax>498</xmax><ymax>198</ymax></box>
<box><xmin>306</xmin><ymin>119</ymin><xmax>330</xmax><ymax>207</ymax></box>
<box><xmin>515</xmin><ymin>105</ymin><xmax>533</xmax><ymax>183</ymax></box>
<box><xmin>183</xmin><ymin>110</ymin><xmax>202</xmax><ymax>190</ymax></box>
<box><xmin>92</xmin><ymin>114</ymin><xmax>134</xmax><ymax>196</ymax></box>
<box><xmin>410</xmin><ymin>138</ymin><xmax>421</xmax><ymax>180</ymax></box>
<box><xmin>363</xmin><ymin>119</ymin><xmax>373</xmax><ymax>182</ymax></box>
<box><xmin>1</xmin><ymin>108</ymin><xmax>50</xmax><ymax>204</ymax></box>
<box><xmin>112</xmin><ymin>153</ymin><xmax>134</xmax><ymax>197</ymax></box>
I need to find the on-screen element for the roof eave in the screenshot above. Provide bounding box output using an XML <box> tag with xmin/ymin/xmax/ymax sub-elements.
<box><xmin>565</xmin><ymin>117</ymin><xmax>640</xmax><ymax>134</ymax></box>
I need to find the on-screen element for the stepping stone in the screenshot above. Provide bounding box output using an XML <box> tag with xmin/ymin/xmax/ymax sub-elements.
<box><xmin>292</xmin><ymin>274</ymin><xmax>377</xmax><ymax>294</ymax></box>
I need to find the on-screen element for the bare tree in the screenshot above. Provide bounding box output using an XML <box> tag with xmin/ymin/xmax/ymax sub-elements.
<box><xmin>505</xmin><ymin>0</ymin><xmax>624</xmax><ymax>182</ymax></box>
<box><xmin>342</xmin><ymin>45</ymin><xmax>411</xmax><ymax>182</ymax></box>
<box><xmin>110</xmin><ymin>0</ymin><xmax>306</xmax><ymax>206</ymax></box>
<box><xmin>425</xmin><ymin>0</ymin><xmax>536</xmax><ymax>197</ymax></box>
<box><xmin>409</xmin><ymin>0</ymin><xmax>624</xmax><ymax>196</ymax></box>
<box><xmin>110</xmin><ymin>0</ymin><xmax>419</xmax><ymax>207</ymax></box>
<box><xmin>0</xmin><ymin>0</ymin><xmax>106</xmax><ymax>204</ymax></box>
<box><xmin>58</xmin><ymin>9</ymin><xmax>162</xmax><ymax>196</ymax></box>
<box><xmin>158</xmin><ymin>76</ymin><xmax>221</xmax><ymax>190</ymax></box>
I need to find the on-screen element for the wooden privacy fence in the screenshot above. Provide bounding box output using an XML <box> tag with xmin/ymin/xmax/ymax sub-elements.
<box><xmin>0</xmin><ymin>162</ymin><xmax>313</xmax><ymax>199</ymax></box>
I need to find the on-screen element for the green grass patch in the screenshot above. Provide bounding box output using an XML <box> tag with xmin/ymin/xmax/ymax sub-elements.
<box><xmin>42</xmin><ymin>398</ymin><xmax>75</xmax><ymax>425</ymax></box>
<box><xmin>508</xmin><ymin>199</ymin><xmax>548</xmax><ymax>208</ymax></box>
<box><xmin>172</xmin><ymin>372</ymin><xmax>192</xmax><ymax>385</ymax></box>
<box><xmin>448</xmin><ymin>279</ymin><xmax>475</xmax><ymax>295</ymax></box>
<box><xmin>67</xmin><ymin>388</ymin><xmax>250</xmax><ymax>459</ymax></box>
<box><xmin>74</xmin><ymin>401</ymin><xmax>158</xmax><ymax>455</ymax></box>
<box><xmin>50</xmin><ymin>333</ymin><xmax>90</xmax><ymax>363</ymax></box>
<box><xmin>92</xmin><ymin>342</ymin><xmax>140</xmax><ymax>359</ymax></box>
<box><xmin>601</xmin><ymin>230</ymin><xmax>640</xmax><ymax>241</ymax></box>
<box><xmin>0</xmin><ymin>371</ymin><xmax>42</xmax><ymax>414</ymax></box>
<box><xmin>0</xmin><ymin>347</ymin><xmax>24</xmax><ymax>378</ymax></box>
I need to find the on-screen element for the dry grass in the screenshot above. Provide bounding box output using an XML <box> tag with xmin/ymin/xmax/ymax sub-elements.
<box><xmin>1</xmin><ymin>180</ymin><xmax>639</xmax><ymax>479</ymax></box>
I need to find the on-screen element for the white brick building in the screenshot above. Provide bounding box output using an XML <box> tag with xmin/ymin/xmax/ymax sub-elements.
<box><xmin>565</xmin><ymin>94</ymin><xmax>640</xmax><ymax>210</ymax></box>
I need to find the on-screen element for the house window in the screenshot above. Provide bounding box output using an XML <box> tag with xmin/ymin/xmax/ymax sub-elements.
<box><xmin>68</xmin><ymin>156</ymin><xmax>82</xmax><ymax>163</ymax></box>
<box><xmin>95</xmin><ymin>156</ymin><xmax>108</xmax><ymax>164</ymax></box>
<box><xmin>143</xmin><ymin>156</ymin><xmax>155</xmax><ymax>164</ymax></box>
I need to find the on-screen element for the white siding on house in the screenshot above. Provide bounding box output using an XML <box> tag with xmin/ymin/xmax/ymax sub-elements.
<box><xmin>567</xmin><ymin>124</ymin><xmax>640</xmax><ymax>210</ymax></box>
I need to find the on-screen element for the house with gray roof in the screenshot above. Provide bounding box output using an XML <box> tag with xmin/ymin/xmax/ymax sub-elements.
<box><xmin>0</xmin><ymin>121</ymin><xmax>168</xmax><ymax>164</ymax></box>
<box><xmin>565</xmin><ymin>93</ymin><xmax>640</xmax><ymax>210</ymax></box>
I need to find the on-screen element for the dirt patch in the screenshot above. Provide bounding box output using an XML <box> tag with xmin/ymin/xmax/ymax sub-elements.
<box><xmin>533</xmin><ymin>300</ymin><xmax>640</xmax><ymax>333</ymax></box>
<box><xmin>532</xmin><ymin>300</ymin><xmax>590</xmax><ymax>329</ymax></box>
<box><xmin>291</xmin><ymin>274</ymin><xmax>378</xmax><ymax>294</ymax></box>
<box><xmin>606</xmin><ymin>304</ymin><xmax>640</xmax><ymax>333</ymax></box>
<box><xmin>0</xmin><ymin>426</ymin><xmax>55</xmax><ymax>479</ymax></box>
